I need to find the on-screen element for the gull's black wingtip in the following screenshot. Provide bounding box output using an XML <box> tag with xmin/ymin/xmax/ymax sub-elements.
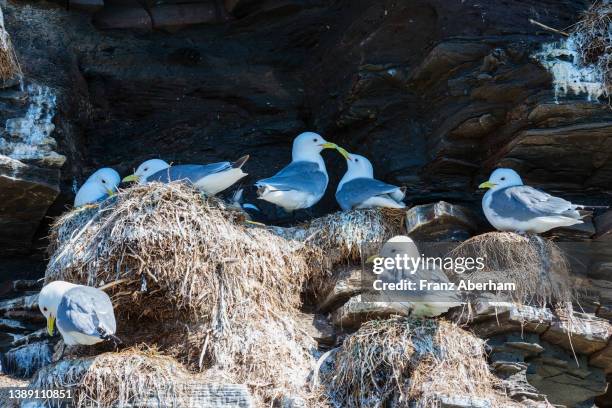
<box><xmin>232</xmin><ymin>155</ymin><xmax>250</xmax><ymax>169</ymax></box>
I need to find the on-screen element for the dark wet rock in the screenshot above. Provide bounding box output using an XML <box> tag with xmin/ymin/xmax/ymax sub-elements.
<box><xmin>488</xmin><ymin>332</ymin><xmax>608</xmax><ymax>407</ymax></box>
<box><xmin>0</xmin><ymin>341</ymin><xmax>53</xmax><ymax>378</ymax></box>
<box><xmin>405</xmin><ymin>201</ymin><xmax>478</xmax><ymax>241</ymax></box>
<box><xmin>0</xmin><ymin>157</ymin><xmax>60</xmax><ymax>257</ymax></box>
<box><xmin>316</xmin><ymin>265</ymin><xmax>366</xmax><ymax>313</ymax></box>
<box><xmin>541</xmin><ymin>312</ymin><xmax>611</xmax><ymax>355</ymax></box>
<box><xmin>595</xmin><ymin>210</ymin><xmax>612</xmax><ymax>240</ymax></box>
<box><xmin>542</xmin><ymin>218</ymin><xmax>597</xmax><ymax>242</ymax></box>
<box><xmin>296</xmin><ymin>312</ymin><xmax>336</xmax><ymax>347</ymax></box>
<box><xmin>0</xmin><ymin>294</ymin><xmax>38</xmax><ymax>316</ymax></box>
<box><xmin>527</xmin><ymin>346</ymin><xmax>608</xmax><ymax>407</ymax></box>
<box><xmin>453</xmin><ymin>303</ymin><xmax>555</xmax><ymax>337</ymax></box>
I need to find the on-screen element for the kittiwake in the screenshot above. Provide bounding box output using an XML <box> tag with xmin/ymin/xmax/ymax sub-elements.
<box><xmin>39</xmin><ymin>281</ymin><xmax>119</xmax><ymax>346</ymax></box>
<box><xmin>123</xmin><ymin>155</ymin><xmax>249</xmax><ymax>195</ymax></box>
<box><xmin>74</xmin><ymin>168</ymin><xmax>121</xmax><ymax>207</ymax></box>
<box><xmin>336</xmin><ymin>151</ymin><xmax>406</xmax><ymax>210</ymax></box>
<box><xmin>479</xmin><ymin>168</ymin><xmax>592</xmax><ymax>234</ymax></box>
<box><xmin>255</xmin><ymin>132</ymin><xmax>342</xmax><ymax>212</ymax></box>
<box><xmin>368</xmin><ymin>236</ymin><xmax>462</xmax><ymax>317</ymax></box>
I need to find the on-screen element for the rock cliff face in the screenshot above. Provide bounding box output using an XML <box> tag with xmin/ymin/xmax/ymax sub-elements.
<box><xmin>1</xmin><ymin>0</ymin><xmax>612</xmax><ymax>406</ymax></box>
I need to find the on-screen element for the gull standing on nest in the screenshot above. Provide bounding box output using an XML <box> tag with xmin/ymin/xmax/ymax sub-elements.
<box><xmin>74</xmin><ymin>168</ymin><xmax>121</xmax><ymax>207</ymax></box>
<box><xmin>336</xmin><ymin>151</ymin><xmax>406</xmax><ymax>210</ymax></box>
<box><xmin>255</xmin><ymin>132</ymin><xmax>343</xmax><ymax>212</ymax></box>
<box><xmin>368</xmin><ymin>236</ymin><xmax>462</xmax><ymax>317</ymax></box>
<box><xmin>39</xmin><ymin>281</ymin><xmax>120</xmax><ymax>347</ymax></box>
<box><xmin>123</xmin><ymin>155</ymin><xmax>249</xmax><ymax>195</ymax></box>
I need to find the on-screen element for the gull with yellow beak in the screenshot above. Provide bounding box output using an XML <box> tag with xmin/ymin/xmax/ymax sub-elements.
<box><xmin>366</xmin><ymin>236</ymin><xmax>462</xmax><ymax>317</ymax></box>
<box><xmin>38</xmin><ymin>281</ymin><xmax>119</xmax><ymax>347</ymax></box>
<box><xmin>479</xmin><ymin>168</ymin><xmax>592</xmax><ymax>234</ymax></box>
<box><xmin>74</xmin><ymin>168</ymin><xmax>120</xmax><ymax>207</ymax></box>
<box><xmin>123</xmin><ymin>155</ymin><xmax>249</xmax><ymax>196</ymax></box>
<box><xmin>255</xmin><ymin>132</ymin><xmax>343</xmax><ymax>212</ymax></box>
<box><xmin>336</xmin><ymin>151</ymin><xmax>406</xmax><ymax>210</ymax></box>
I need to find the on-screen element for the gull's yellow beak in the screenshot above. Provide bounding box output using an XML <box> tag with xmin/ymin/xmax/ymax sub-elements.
<box><xmin>106</xmin><ymin>188</ymin><xmax>116</xmax><ymax>197</ymax></box>
<box><xmin>336</xmin><ymin>146</ymin><xmax>351</xmax><ymax>160</ymax></box>
<box><xmin>122</xmin><ymin>174</ymin><xmax>140</xmax><ymax>183</ymax></box>
<box><xmin>365</xmin><ymin>254</ymin><xmax>381</xmax><ymax>264</ymax></box>
<box><xmin>320</xmin><ymin>142</ymin><xmax>338</xmax><ymax>150</ymax></box>
<box><xmin>47</xmin><ymin>316</ymin><xmax>55</xmax><ymax>336</ymax></box>
<box><xmin>478</xmin><ymin>181</ymin><xmax>496</xmax><ymax>189</ymax></box>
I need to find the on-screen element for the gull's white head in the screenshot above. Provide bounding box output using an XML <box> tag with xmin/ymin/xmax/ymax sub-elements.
<box><xmin>380</xmin><ymin>235</ymin><xmax>421</xmax><ymax>259</ymax></box>
<box><xmin>291</xmin><ymin>132</ymin><xmax>338</xmax><ymax>161</ymax></box>
<box><xmin>479</xmin><ymin>168</ymin><xmax>523</xmax><ymax>191</ymax></box>
<box><xmin>123</xmin><ymin>159</ymin><xmax>170</xmax><ymax>184</ymax></box>
<box><xmin>366</xmin><ymin>235</ymin><xmax>422</xmax><ymax>274</ymax></box>
<box><xmin>39</xmin><ymin>281</ymin><xmax>78</xmax><ymax>336</ymax></box>
<box><xmin>74</xmin><ymin>168</ymin><xmax>121</xmax><ymax>207</ymax></box>
<box><xmin>343</xmin><ymin>153</ymin><xmax>374</xmax><ymax>179</ymax></box>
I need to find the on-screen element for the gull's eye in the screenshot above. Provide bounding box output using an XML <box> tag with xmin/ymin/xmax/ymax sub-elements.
<box><xmin>43</xmin><ymin>307</ymin><xmax>47</xmax><ymax>312</ymax></box>
<box><xmin>313</xmin><ymin>138</ymin><xmax>318</xmax><ymax>142</ymax></box>
<box><xmin>501</xmin><ymin>177</ymin><xmax>506</xmax><ymax>181</ymax></box>
<box><xmin>144</xmin><ymin>168</ymin><xmax>148</xmax><ymax>171</ymax></box>
<box><xmin>102</xmin><ymin>179</ymin><xmax>106</xmax><ymax>184</ymax></box>
<box><xmin>355</xmin><ymin>159</ymin><xmax>359</xmax><ymax>162</ymax></box>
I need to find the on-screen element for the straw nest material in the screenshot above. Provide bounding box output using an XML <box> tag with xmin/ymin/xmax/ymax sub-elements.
<box><xmin>44</xmin><ymin>182</ymin><xmax>403</xmax><ymax>406</ymax></box>
<box><xmin>325</xmin><ymin>317</ymin><xmax>519</xmax><ymax>408</ymax></box>
<box><xmin>275</xmin><ymin>208</ymin><xmax>404</xmax><ymax>264</ymax></box>
<box><xmin>447</xmin><ymin>232</ymin><xmax>573</xmax><ymax>310</ymax></box>
<box><xmin>571</xmin><ymin>1</ymin><xmax>612</xmax><ymax>95</ymax></box>
<box><xmin>45</xmin><ymin>183</ymin><xmax>328</xmax><ymax>405</ymax></box>
<box><xmin>29</xmin><ymin>349</ymin><xmax>198</xmax><ymax>407</ymax></box>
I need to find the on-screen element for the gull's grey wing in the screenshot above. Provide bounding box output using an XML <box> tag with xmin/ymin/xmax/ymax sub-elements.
<box><xmin>336</xmin><ymin>178</ymin><xmax>403</xmax><ymax>211</ymax></box>
<box><xmin>148</xmin><ymin>162</ymin><xmax>232</xmax><ymax>183</ymax></box>
<box><xmin>491</xmin><ymin>186</ymin><xmax>581</xmax><ymax>221</ymax></box>
<box><xmin>255</xmin><ymin>161</ymin><xmax>327</xmax><ymax>195</ymax></box>
<box><xmin>56</xmin><ymin>286</ymin><xmax>116</xmax><ymax>338</ymax></box>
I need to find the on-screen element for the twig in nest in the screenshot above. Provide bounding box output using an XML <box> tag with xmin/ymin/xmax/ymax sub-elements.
<box><xmin>529</xmin><ymin>18</ymin><xmax>569</xmax><ymax>37</ymax></box>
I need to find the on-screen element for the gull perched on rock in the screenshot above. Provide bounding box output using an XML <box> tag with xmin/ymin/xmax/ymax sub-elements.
<box><xmin>255</xmin><ymin>132</ymin><xmax>341</xmax><ymax>212</ymax></box>
<box><xmin>123</xmin><ymin>155</ymin><xmax>249</xmax><ymax>195</ymax></box>
<box><xmin>336</xmin><ymin>151</ymin><xmax>406</xmax><ymax>210</ymax></box>
<box><xmin>39</xmin><ymin>281</ymin><xmax>119</xmax><ymax>346</ymax></box>
<box><xmin>369</xmin><ymin>236</ymin><xmax>462</xmax><ymax>318</ymax></box>
<box><xmin>479</xmin><ymin>168</ymin><xmax>593</xmax><ymax>234</ymax></box>
<box><xmin>74</xmin><ymin>168</ymin><xmax>121</xmax><ymax>207</ymax></box>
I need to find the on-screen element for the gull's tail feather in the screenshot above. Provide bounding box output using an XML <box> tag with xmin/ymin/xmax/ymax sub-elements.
<box><xmin>232</xmin><ymin>155</ymin><xmax>250</xmax><ymax>169</ymax></box>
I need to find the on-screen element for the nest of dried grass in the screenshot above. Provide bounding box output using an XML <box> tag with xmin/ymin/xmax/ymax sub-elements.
<box><xmin>0</xmin><ymin>7</ymin><xmax>21</xmax><ymax>81</ymax></box>
<box><xmin>325</xmin><ymin>317</ymin><xmax>519</xmax><ymax>408</ymax></box>
<box><xmin>447</xmin><ymin>232</ymin><xmax>573</xmax><ymax>310</ymax></box>
<box><xmin>44</xmin><ymin>182</ymin><xmax>406</xmax><ymax>405</ymax></box>
<box><xmin>45</xmin><ymin>183</ymin><xmax>329</xmax><ymax>405</ymax></box>
<box><xmin>571</xmin><ymin>1</ymin><xmax>612</xmax><ymax>95</ymax></box>
<box><xmin>30</xmin><ymin>349</ymin><xmax>199</xmax><ymax>407</ymax></box>
<box><xmin>274</xmin><ymin>208</ymin><xmax>404</xmax><ymax>270</ymax></box>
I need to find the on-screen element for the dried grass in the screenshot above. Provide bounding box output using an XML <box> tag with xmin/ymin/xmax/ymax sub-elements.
<box><xmin>274</xmin><ymin>208</ymin><xmax>404</xmax><ymax>276</ymax></box>
<box><xmin>325</xmin><ymin>317</ymin><xmax>519</xmax><ymax>407</ymax></box>
<box><xmin>44</xmin><ymin>183</ymin><xmax>405</xmax><ymax>406</ymax></box>
<box><xmin>30</xmin><ymin>349</ymin><xmax>195</xmax><ymax>407</ymax></box>
<box><xmin>571</xmin><ymin>1</ymin><xmax>612</xmax><ymax>95</ymax></box>
<box><xmin>448</xmin><ymin>232</ymin><xmax>573</xmax><ymax>310</ymax></box>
